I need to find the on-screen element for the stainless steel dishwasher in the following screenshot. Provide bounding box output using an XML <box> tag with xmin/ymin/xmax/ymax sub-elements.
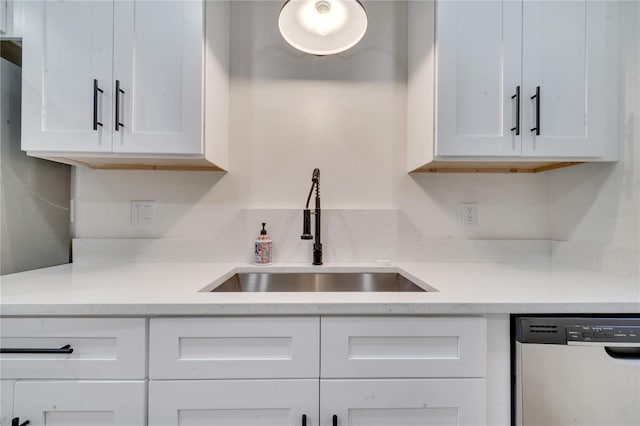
<box><xmin>513</xmin><ymin>316</ymin><xmax>640</xmax><ymax>426</ymax></box>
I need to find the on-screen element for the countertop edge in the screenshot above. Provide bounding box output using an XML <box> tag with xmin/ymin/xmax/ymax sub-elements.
<box><xmin>2</xmin><ymin>302</ymin><xmax>639</xmax><ymax>317</ymax></box>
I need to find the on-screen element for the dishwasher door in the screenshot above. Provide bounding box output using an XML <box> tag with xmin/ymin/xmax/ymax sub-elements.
<box><xmin>516</xmin><ymin>341</ymin><xmax>640</xmax><ymax>426</ymax></box>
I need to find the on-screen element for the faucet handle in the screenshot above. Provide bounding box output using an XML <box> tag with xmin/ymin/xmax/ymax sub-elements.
<box><xmin>300</xmin><ymin>209</ymin><xmax>313</xmax><ymax>240</ymax></box>
<box><xmin>301</xmin><ymin>209</ymin><xmax>313</xmax><ymax>240</ymax></box>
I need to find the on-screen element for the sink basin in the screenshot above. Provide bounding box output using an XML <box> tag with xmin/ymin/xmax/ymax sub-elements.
<box><xmin>207</xmin><ymin>272</ymin><xmax>427</xmax><ymax>292</ymax></box>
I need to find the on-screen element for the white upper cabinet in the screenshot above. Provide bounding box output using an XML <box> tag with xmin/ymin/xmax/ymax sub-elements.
<box><xmin>113</xmin><ymin>1</ymin><xmax>203</xmax><ymax>155</ymax></box>
<box><xmin>21</xmin><ymin>0</ymin><xmax>229</xmax><ymax>171</ymax></box>
<box><xmin>521</xmin><ymin>1</ymin><xmax>618</xmax><ymax>158</ymax></box>
<box><xmin>408</xmin><ymin>0</ymin><xmax>621</xmax><ymax>173</ymax></box>
<box><xmin>21</xmin><ymin>1</ymin><xmax>114</xmax><ymax>153</ymax></box>
<box><xmin>0</xmin><ymin>0</ymin><xmax>23</xmax><ymax>37</ymax></box>
<box><xmin>436</xmin><ymin>1</ymin><xmax>522</xmax><ymax>157</ymax></box>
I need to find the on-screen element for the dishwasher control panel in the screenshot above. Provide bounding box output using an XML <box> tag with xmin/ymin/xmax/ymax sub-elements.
<box><xmin>566</xmin><ymin>325</ymin><xmax>640</xmax><ymax>343</ymax></box>
<box><xmin>517</xmin><ymin>317</ymin><xmax>640</xmax><ymax>344</ymax></box>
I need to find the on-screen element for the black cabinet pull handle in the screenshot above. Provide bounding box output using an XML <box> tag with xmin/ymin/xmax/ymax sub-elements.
<box><xmin>301</xmin><ymin>414</ymin><xmax>307</xmax><ymax>426</ymax></box>
<box><xmin>12</xmin><ymin>417</ymin><xmax>30</xmax><ymax>426</ymax></box>
<box><xmin>333</xmin><ymin>414</ymin><xmax>338</xmax><ymax>426</ymax></box>
<box><xmin>530</xmin><ymin>86</ymin><xmax>540</xmax><ymax>135</ymax></box>
<box><xmin>93</xmin><ymin>79</ymin><xmax>104</xmax><ymax>130</ymax></box>
<box><xmin>1</xmin><ymin>344</ymin><xmax>73</xmax><ymax>354</ymax></box>
<box><xmin>115</xmin><ymin>79</ymin><xmax>125</xmax><ymax>131</ymax></box>
<box><xmin>510</xmin><ymin>85</ymin><xmax>520</xmax><ymax>135</ymax></box>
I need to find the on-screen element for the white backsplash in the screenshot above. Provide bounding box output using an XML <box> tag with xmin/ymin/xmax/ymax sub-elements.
<box><xmin>72</xmin><ymin>209</ymin><xmax>551</xmax><ymax>265</ymax></box>
<box><xmin>551</xmin><ymin>241</ymin><xmax>639</xmax><ymax>279</ymax></box>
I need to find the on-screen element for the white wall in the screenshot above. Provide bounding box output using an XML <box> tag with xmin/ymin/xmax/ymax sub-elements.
<box><xmin>72</xmin><ymin>1</ymin><xmax>549</xmax><ymax>253</ymax></box>
<box><xmin>549</xmin><ymin>1</ymin><xmax>640</xmax><ymax>278</ymax></box>
<box><xmin>1</xmin><ymin>57</ymin><xmax>70</xmax><ymax>275</ymax></box>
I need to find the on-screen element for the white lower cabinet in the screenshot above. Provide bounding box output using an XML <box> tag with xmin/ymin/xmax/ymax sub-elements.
<box><xmin>321</xmin><ymin>379</ymin><xmax>486</xmax><ymax>426</ymax></box>
<box><xmin>148</xmin><ymin>380</ymin><xmax>319</xmax><ymax>426</ymax></box>
<box><xmin>0</xmin><ymin>317</ymin><xmax>148</xmax><ymax>426</ymax></box>
<box><xmin>148</xmin><ymin>316</ymin><xmax>488</xmax><ymax>426</ymax></box>
<box><xmin>1</xmin><ymin>381</ymin><xmax>14</xmax><ymax>426</ymax></box>
<box><xmin>11</xmin><ymin>380</ymin><xmax>146</xmax><ymax>426</ymax></box>
<box><xmin>148</xmin><ymin>378</ymin><xmax>485</xmax><ymax>426</ymax></box>
<box><xmin>1</xmin><ymin>316</ymin><xmax>489</xmax><ymax>425</ymax></box>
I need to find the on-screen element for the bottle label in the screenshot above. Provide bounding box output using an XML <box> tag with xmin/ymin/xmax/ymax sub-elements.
<box><xmin>255</xmin><ymin>241</ymin><xmax>273</xmax><ymax>264</ymax></box>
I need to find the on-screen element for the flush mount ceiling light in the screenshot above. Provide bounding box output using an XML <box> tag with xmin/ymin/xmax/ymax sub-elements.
<box><xmin>278</xmin><ymin>0</ymin><xmax>368</xmax><ymax>56</ymax></box>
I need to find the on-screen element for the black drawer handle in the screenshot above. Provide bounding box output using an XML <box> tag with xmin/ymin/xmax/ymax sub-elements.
<box><xmin>93</xmin><ymin>79</ymin><xmax>104</xmax><ymax>131</ymax></box>
<box><xmin>530</xmin><ymin>86</ymin><xmax>540</xmax><ymax>135</ymax></box>
<box><xmin>510</xmin><ymin>85</ymin><xmax>520</xmax><ymax>135</ymax></box>
<box><xmin>12</xmin><ymin>417</ymin><xmax>30</xmax><ymax>426</ymax></box>
<box><xmin>333</xmin><ymin>414</ymin><xmax>338</xmax><ymax>426</ymax></box>
<box><xmin>302</xmin><ymin>414</ymin><xmax>306</xmax><ymax>426</ymax></box>
<box><xmin>0</xmin><ymin>344</ymin><xmax>73</xmax><ymax>354</ymax></box>
<box><xmin>115</xmin><ymin>79</ymin><xmax>125</xmax><ymax>131</ymax></box>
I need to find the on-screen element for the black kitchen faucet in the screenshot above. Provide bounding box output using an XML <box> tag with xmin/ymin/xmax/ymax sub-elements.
<box><xmin>301</xmin><ymin>168</ymin><xmax>322</xmax><ymax>265</ymax></box>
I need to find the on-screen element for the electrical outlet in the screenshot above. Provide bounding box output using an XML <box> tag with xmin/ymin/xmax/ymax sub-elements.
<box><xmin>461</xmin><ymin>202</ymin><xmax>477</xmax><ymax>227</ymax></box>
<box><xmin>131</xmin><ymin>200</ymin><xmax>155</xmax><ymax>225</ymax></box>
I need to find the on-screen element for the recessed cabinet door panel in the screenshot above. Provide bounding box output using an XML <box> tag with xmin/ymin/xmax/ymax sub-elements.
<box><xmin>149</xmin><ymin>317</ymin><xmax>319</xmax><ymax>379</ymax></box>
<box><xmin>113</xmin><ymin>1</ymin><xmax>203</xmax><ymax>154</ymax></box>
<box><xmin>13</xmin><ymin>381</ymin><xmax>146</xmax><ymax>426</ymax></box>
<box><xmin>149</xmin><ymin>380</ymin><xmax>319</xmax><ymax>426</ymax></box>
<box><xmin>321</xmin><ymin>379</ymin><xmax>486</xmax><ymax>426</ymax></box>
<box><xmin>21</xmin><ymin>1</ymin><xmax>113</xmax><ymax>153</ymax></box>
<box><xmin>321</xmin><ymin>317</ymin><xmax>487</xmax><ymax>378</ymax></box>
<box><xmin>436</xmin><ymin>1</ymin><xmax>522</xmax><ymax>157</ymax></box>
<box><xmin>522</xmin><ymin>1</ymin><xmax>619</xmax><ymax>157</ymax></box>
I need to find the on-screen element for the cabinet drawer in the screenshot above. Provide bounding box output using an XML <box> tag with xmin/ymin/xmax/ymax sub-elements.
<box><xmin>149</xmin><ymin>317</ymin><xmax>320</xmax><ymax>379</ymax></box>
<box><xmin>0</xmin><ymin>318</ymin><xmax>147</xmax><ymax>379</ymax></box>
<box><xmin>321</xmin><ymin>317</ymin><xmax>486</xmax><ymax>378</ymax></box>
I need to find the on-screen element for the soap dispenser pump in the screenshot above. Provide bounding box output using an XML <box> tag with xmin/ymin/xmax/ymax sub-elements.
<box><xmin>254</xmin><ymin>222</ymin><xmax>273</xmax><ymax>265</ymax></box>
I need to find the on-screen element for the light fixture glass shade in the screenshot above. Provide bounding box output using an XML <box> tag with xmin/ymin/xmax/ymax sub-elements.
<box><xmin>278</xmin><ymin>0</ymin><xmax>368</xmax><ymax>56</ymax></box>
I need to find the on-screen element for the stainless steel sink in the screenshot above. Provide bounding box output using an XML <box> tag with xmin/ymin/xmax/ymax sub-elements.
<box><xmin>207</xmin><ymin>272</ymin><xmax>427</xmax><ymax>292</ymax></box>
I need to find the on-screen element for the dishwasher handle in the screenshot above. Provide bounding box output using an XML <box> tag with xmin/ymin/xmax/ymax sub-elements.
<box><xmin>605</xmin><ymin>346</ymin><xmax>640</xmax><ymax>360</ymax></box>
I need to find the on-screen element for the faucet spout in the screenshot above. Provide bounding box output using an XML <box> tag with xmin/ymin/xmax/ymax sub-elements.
<box><xmin>301</xmin><ymin>168</ymin><xmax>323</xmax><ymax>265</ymax></box>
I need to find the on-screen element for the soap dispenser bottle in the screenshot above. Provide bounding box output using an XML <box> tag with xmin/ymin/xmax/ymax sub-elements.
<box><xmin>254</xmin><ymin>222</ymin><xmax>272</xmax><ymax>265</ymax></box>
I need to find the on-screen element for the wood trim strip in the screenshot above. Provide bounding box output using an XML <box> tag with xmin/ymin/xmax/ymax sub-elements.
<box><xmin>0</xmin><ymin>40</ymin><xmax>21</xmax><ymax>67</ymax></box>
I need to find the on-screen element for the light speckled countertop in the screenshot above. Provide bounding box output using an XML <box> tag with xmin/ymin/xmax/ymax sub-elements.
<box><xmin>1</xmin><ymin>262</ymin><xmax>638</xmax><ymax>316</ymax></box>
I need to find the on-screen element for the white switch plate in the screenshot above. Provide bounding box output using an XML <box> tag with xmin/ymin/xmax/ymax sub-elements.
<box><xmin>131</xmin><ymin>200</ymin><xmax>155</xmax><ymax>225</ymax></box>
<box><xmin>461</xmin><ymin>202</ymin><xmax>477</xmax><ymax>227</ymax></box>
<box><xmin>69</xmin><ymin>197</ymin><xmax>75</xmax><ymax>224</ymax></box>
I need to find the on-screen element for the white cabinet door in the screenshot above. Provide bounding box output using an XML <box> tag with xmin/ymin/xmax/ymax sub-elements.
<box><xmin>149</xmin><ymin>380</ymin><xmax>319</xmax><ymax>426</ymax></box>
<box><xmin>522</xmin><ymin>1</ymin><xmax>619</xmax><ymax>157</ymax></box>
<box><xmin>1</xmin><ymin>380</ymin><xmax>14</xmax><ymax>426</ymax></box>
<box><xmin>0</xmin><ymin>0</ymin><xmax>8</xmax><ymax>35</ymax></box>
<box><xmin>0</xmin><ymin>0</ymin><xmax>21</xmax><ymax>37</ymax></box>
<box><xmin>436</xmin><ymin>0</ymin><xmax>522</xmax><ymax>157</ymax></box>
<box><xmin>113</xmin><ymin>1</ymin><xmax>203</xmax><ymax>154</ymax></box>
<box><xmin>21</xmin><ymin>1</ymin><xmax>113</xmax><ymax>153</ymax></box>
<box><xmin>321</xmin><ymin>379</ymin><xmax>486</xmax><ymax>426</ymax></box>
<box><xmin>13</xmin><ymin>381</ymin><xmax>146</xmax><ymax>426</ymax></box>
